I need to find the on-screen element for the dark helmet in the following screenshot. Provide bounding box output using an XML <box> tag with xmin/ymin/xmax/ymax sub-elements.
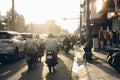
<box><xmin>36</xmin><ymin>35</ymin><xmax>39</xmax><ymax>38</ymax></box>
<box><xmin>48</xmin><ymin>33</ymin><xmax>54</xmax><ymax>38</ymax></box>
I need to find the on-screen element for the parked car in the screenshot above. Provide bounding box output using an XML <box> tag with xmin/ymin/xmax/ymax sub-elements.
<box><xmin>20</xmin><ymin>32</ymin><xmax>33</xmax><ymax>40</ymax></box>
<box><xmin>0</xmin><ymin>31</ymin><xmax>25</xmax><ymax>63</ymax></box>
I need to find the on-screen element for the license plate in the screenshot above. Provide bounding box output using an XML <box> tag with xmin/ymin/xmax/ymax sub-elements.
<box><xmin>64</xmin><ymin>46</ymin><xmax>67</xmax><ymax>48</ymax></box>
<box><xmin>47</xmin><ymin>55</ymin><xmax>52</xmax><ymax>59</ymax></box>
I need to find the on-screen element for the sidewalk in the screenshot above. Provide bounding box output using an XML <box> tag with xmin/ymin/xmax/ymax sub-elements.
<box><xmin>71</xmin><ymin>47</ymin><xmax>120</xmax><ymax>80</ymax></box>
<box><xmin>86</xmin><ymin>51</ymin><xmax>120</xmax><ymax>80</ymax></box>
<box><xmin>71</xmin><ymin>48</ymin><xmax>90</xmax><ymax>80</ymax></box>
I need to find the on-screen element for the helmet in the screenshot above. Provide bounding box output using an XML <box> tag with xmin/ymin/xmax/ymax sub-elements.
<box><xmin>48</xmin><ymin>33</ymin><xmax>53</xmax><ymax>38</ymax></box>
<box><xmin>36</xmin><ymin>35</ymin><xmax>39</xmax><ymax>38</ymax></box>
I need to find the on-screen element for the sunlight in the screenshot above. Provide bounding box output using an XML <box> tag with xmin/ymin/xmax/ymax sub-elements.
<box><xmin>0</xmin><ymin>0</ymin><xmax>80</xmax><ymax>33</ymax></box>
<box><xmin>96</xmin><ymin>0</ymin><xmax>103</xmax><ymax>13</ymax></box>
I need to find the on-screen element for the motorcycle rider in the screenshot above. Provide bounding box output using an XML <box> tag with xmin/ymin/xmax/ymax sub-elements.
<box><xmin>24</xmin><ymin>38</ymin><xmax>38</xmax><ymax>69</ymax></box>
<box><xmin>63</xmin><ymin>35</ymin><xmax>70</xmax><ymax>53</ymax></box>
<box><xmin>35</xmin><ymin>35</ymin><xmax>45</xmax><ymax>61</ymax></box>
<box><xmin>45</xmin><ymin>33</ymin><xmax>59</xmax><ymax>73</ymax></box>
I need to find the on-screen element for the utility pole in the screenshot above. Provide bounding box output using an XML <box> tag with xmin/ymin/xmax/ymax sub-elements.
<box><xmin>84</xmin><ymin>0</ymin><xmax>92</xmax><ymax>62</ymax></box>
<box><xmin>12</xmin><ymin>0</ymin><xmax>15</xmax><ymax>31</ymax></box>
<box><xmin>80</xmin><ymin>0</ymin><xmax>82</xmax><ymax>38</ymax></box>
<box><xmin>8</xmin><ymin>12</ymin><xmax>10</xmax><ymax>30</ymax></box>
<box><xmin>0</xmin><ymin>11</ymin><xmax>1</xmax><ymax>24</ymax></box>
<box><xmin>0</xmin><ymin>11</ymin><xmax>1</xmax><ymax>30</ymax></box>
<box><xmin>86</xmin><ymin>0</ymin><xmax>91</xmax><ymax>43</ymax></box>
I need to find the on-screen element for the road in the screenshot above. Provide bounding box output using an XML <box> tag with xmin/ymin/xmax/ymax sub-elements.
<box><xmin>0</xmin><ymin>49</ymin><xmax>120</xmax><ymax>80</ymax></box>
<box><xmin>0</xmin><ymin>51</ymin><xmax>74</xmax><ymax>80</ymax></box>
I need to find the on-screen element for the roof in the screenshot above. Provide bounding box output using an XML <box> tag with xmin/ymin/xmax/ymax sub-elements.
<box><xmin>0</xmin><ymin>31</ymin><xmax>20</xmax><ymax>34</ymax></box>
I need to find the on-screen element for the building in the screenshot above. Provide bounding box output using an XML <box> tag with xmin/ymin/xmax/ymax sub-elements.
<box><xmin>28</xmin><ymin>20</ymin><xmax>62</xmax><ymax>34</ymax></box>
<box><xmin>80</xmin><ymin>0</ymin><xmax>120</xmax><ymax>48</ymax></box>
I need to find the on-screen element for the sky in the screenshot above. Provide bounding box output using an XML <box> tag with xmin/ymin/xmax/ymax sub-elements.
<box><xmin>0</xmin><ymin>0</ymin><xmax>80</xmax><ymax>33</ymax></box>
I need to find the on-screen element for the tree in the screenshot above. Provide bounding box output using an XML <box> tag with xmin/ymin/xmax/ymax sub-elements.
<box><xmin>5</xmin><ymin>9</ymin><xmax>25</xmax><ymax>32</ymax></box>
<box><xmin>0</xmin><ymin>16</ymin><xmax>8</xmax><ymax>30</ymax></box>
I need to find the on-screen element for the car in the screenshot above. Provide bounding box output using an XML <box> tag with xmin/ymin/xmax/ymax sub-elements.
<box><xmin>20</xmin><ymin>32</ymin><xmax>33</xmax><ymax>40</ymax></box>
<box><xmin>0</xmin><ymin>31</ymin><xmax>25</xmax><ymax>63</ymax></box>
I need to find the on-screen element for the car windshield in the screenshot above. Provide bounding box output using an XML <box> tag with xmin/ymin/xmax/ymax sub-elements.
<box><xmin>0</xmin><ymin>32</ymin><xmax>11</xmax><ymax>39</ymax></box>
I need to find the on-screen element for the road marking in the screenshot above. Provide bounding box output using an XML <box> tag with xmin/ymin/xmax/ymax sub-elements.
<box><xmin>0</xmin><ymin>71</ymin><xmax>11</xmax><ymax>76</ymax></box>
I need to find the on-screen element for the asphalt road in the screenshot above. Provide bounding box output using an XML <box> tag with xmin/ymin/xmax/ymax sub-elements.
<box><xmin>0</xmin><ymin>51</ymin><xmax>74</xmax><ymax>80</ymax></box>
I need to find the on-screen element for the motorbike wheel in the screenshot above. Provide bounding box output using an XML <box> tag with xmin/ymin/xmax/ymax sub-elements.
<box><xmin>108</xmin><ymin>57</ymin><xmax>113</xmax><ymax>65</ymax></box>
<box><xmin>115</xmin><ymin>66</ymin><xmax>120</xmax><ymax>73</ymax></box>
<box><xmin>48</xmin><ymin>66</ymin><xmax>52</xmax><ymax>73</ymax></box>
<box><xmin>28</xmin><ymin>62</ymin><xmax>36</xmax><ymax>69</ymax></box>
<box><xmin>64</xmin><ymin>50</ymin><xmax>68</xmax><ymax>54</ymax></box>
<box><xmin>28</xmin><ymin>62</ymin><xmax>33</xmax><ymax>69</ymax></box>
<box><xmin>48</xmin><ymin>66</ymin><xmax>56</xmax><ymax>73</ymax></box>
<box><xmin>83</xmin><ymin>52</ymin><xmax>92</xmax><ymax>62</ymax></box>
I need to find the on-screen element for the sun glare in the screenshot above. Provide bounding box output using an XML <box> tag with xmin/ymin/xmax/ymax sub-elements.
<box><xmin>96</xmin><ymin>0</ymin><xmax>102</xmax><ymax>13</ymax></box>
<box><xmin>0</xmin><ymin>0</ymin><xmax>80</xmax><ymax>33</ymax></box>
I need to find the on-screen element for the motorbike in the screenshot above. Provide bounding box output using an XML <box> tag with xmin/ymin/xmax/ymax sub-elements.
<box><xmin>26</xmin><ymin>54</ymin><xmax>37</xmax><ymax>69</ymax></box>
<box><xmin>106</xmin><ymin>47</ymin><xmax>120</xmax><ymax>73</ymax></box>
<box><xmin>46</xmin><ymin>50</ymin><xmax>58</xmax><ymax>73</ymax></box>
<box><xmin>83</xmin><ymin>47</ymin><xmax>92</xmax><ymax>62</ymax></box>
<box><xmin>64</xmin><ymin>45</ymin><xmax>70</xmax><ymax>54</ymax></box>
<box><xmin>83</xmin><ymin>42</ymin><xmax>92</xmax><ymax>62</ymax></box>
<box><xmin>63</xmin><ymin>43</ymin><xmax>70</xmax><ymax>54</ymax></box>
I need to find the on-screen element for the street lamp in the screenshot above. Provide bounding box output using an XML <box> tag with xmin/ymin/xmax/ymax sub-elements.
<box><xmin>63</xmin><ymin>18</ymin><xmax>80</xmax><ymax>20</ymax></box>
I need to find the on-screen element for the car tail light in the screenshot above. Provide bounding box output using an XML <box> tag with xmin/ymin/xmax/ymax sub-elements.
<box><xmin>2</xmin><ymin>40</ymin><xmax>14</xmax><ymax>43</ymax></box>
<box><xmin>47</xmin><ymin>51</ymin><xmax>52</xmax><ymax>54</ymax></box>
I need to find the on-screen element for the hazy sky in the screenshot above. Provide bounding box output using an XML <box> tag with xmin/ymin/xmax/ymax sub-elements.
<box><xmin>0</xmin><ymin>0</ymin><xmax>80</xmax><ymax>33</ymax></box>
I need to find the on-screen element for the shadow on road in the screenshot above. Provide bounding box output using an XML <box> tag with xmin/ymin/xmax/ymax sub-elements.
<box><xmin>46</xmin><ymin>52</ymin><xmax>73</xmax><ymax>80</ymax></box>
<box><xmin>60</xmin><ymin>50</ymin><xmax>74</xmax><ymax>61</ymax></box>
<box><xmin>19</xmin><ymin>61</ymin><xmax>44</xmax><ymax>80</ymax></box>
<box><xmin>0</xmin><ymin>59</ymin><xmax>27</xmax><ymax>80</ymax></box>
<box><xmin>88</xmin><ymin>59</ymin><xmax>120</xmax><ymax>78</ymax></box>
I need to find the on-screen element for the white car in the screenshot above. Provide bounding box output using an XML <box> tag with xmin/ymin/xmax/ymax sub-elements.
<box><xmin>0</xmin><ymin>31</ymin><xmax>25</xmax><ymax>63</ymax></box>
<box><xmin>20</xmin><ymin>32</ymin><xmax>33</xmax><ymax>40</ymax></box>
